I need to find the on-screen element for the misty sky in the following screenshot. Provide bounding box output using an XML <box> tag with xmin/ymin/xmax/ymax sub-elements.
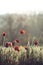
<box><xmin>0</xmin><ymin>0</ymin><xmax>43</xmax><ymax>15</ymax></box>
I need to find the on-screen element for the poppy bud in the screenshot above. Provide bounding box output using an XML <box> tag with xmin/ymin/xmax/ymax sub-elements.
<box><xmin>34</xmin><ymin>40</ymin><xmax>39</xmax><ymax>45</ymax></box>
<box><xmin>14</xmin><ymin>46</ymin><xmax>20</xmax><ymax>52</ymax></box>
<box><xmin>20</xmin><ymin>30</ymin><xmax>26</xmax><ymax>34</ymax></box>
<box><xmin>2</xmin><ymin>32</ymin><xmax>6</xmax><ymax>36</ymax></box>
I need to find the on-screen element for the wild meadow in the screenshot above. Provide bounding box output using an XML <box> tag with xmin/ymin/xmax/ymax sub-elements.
<box><xmin>0</xmin><ymin>14</ymin><xmax>43</xmax><ymax>65</ymax></box>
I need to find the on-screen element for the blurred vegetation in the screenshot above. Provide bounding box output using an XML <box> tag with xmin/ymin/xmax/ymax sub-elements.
<box><xmin>0</xmin><ymin>13</ymin><xmax>43</xmax><ymax>45</ymax></box>
<box><xmin>0</xmin><ymin>46</ymin><xmax>43</xmax><ymax>65</ymax></box>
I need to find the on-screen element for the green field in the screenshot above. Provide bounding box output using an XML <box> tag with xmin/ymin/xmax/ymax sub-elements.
<box><xmin>0</xmin><ymin>45</ymin><xmax>43</xmax><ymax>65</ymax></box>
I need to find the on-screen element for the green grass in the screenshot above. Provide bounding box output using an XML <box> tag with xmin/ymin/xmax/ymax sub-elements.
<box><xmin>0</xmin><ymin>45</ymin><xmax>43</xmax><ymax>65</ymax></box>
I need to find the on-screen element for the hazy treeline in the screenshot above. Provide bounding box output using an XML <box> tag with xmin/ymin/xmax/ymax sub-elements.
<box><xmin>0</xmin><ymin>13</ymin><xmax>43</xmax><ymax>45</ymax></box>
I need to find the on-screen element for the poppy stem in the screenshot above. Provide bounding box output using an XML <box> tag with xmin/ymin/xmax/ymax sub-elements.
<box><xmin>2</xmin><ymin>36</ymin><xmax>5</xmax><ymax>46</ymax></box>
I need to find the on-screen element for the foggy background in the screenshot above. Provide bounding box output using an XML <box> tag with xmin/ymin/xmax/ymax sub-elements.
<box><xmin>0</xmin><ymin>13</ymin><xmax>43</xmax><ymax>45</ymax></box>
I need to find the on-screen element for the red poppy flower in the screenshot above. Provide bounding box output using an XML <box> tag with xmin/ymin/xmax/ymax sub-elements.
<box><xmin>5</xmin><ymin>42</ymin><xmax>8</xmax><ymax>47</ymax></box>
<box><xmin>24</xmin><ymin>46</ymin><xmax>28</xmax><ymax>50</ymax></box>
<box><xmin>14</xmin><ymin>46</ymin><xmax>20</xmax><ymax>52</ymax></box>
<box><xmin>2</xmin><ymin>32</ymin><xmax>6</xmax><ymax>36</ymax></box>
<box><xmin>5</xmin><ymin>42</ymin><xmax>12</xmax><ymax>47</ymax></box>
<box><xmin>20</xmin><ymin>29</ymin><xmax>26</xmax><ymax>34</ymax></box>
<box><xmin>34</xmin><ymin>40</ymin><xmax>39</xmax><ymax>45</ymax></box>
<box><xmin>16</xmin><ymin>40</ymin><xmax>21</xmax><ymax>43</ymax></box>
